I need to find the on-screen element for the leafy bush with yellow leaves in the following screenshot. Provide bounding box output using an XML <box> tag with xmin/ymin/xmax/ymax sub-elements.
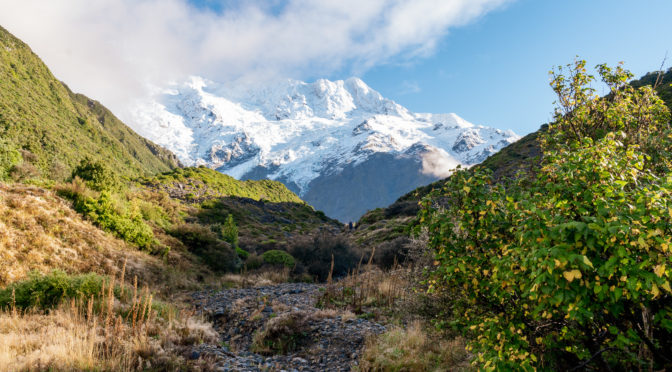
<box><xmin>419</xmin><ymin>61</ymin><xmax>672</xmax><ymax>370</ymax></box>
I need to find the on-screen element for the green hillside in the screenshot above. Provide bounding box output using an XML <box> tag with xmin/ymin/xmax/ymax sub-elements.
<box><xmin>139</xmin><ymin>166</ymin><xmax>340</xmax><ymax>254</ymax></box>
<box><xmin>0</xmin><ymin>25</ymin><xmax>178</xmax><ymax>183</ymax></box>
<box><xmin>141</xmin><ymin>166</ymin><xmax>304</xmax><ymax>204</ymax></box>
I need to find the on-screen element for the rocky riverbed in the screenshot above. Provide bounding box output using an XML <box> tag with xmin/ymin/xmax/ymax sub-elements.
<box><xmin>190</xmin><ymin>283</ymin><xmax>386</xmax><ymax>371</ymax></box>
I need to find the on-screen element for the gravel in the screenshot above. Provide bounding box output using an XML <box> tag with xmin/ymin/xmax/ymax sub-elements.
<box><xmin>190</xmin><ymin>283</ymin><xmax>386</xmax><ymax>371</ymax></box>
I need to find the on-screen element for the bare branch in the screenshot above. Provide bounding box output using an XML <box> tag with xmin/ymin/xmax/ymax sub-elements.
<box><xmin>653</xmin><ymin>51</ymin><xmax>668</xmax><ymax>89</ymax></box>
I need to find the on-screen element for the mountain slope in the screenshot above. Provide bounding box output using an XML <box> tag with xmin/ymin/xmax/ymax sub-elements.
<box><xmin>131</xmin><ymin>77</ymin><xmax>519</xmax><ymax>221</ymax></box>
<box><xmin>0</xmin><ymin>25</ymin><xmax>179</xmax><ymax>183</ymax></box>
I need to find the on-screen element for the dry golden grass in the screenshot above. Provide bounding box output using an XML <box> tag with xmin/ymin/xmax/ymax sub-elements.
<box><xmin>321</xmin><ymin>262</ymin><xmax>411</xmax><ymax>315</ymax></box>
<box><xmin>358</xmin><ymin>321</ymin><xmax>470</xmax><ymax>372</ymax></box>
<box><xmin>0</xmin><ymin>305</ymin><xmax>101</xmax><ymax>371</ymax></box>
<box><xmin>0</xmin><ymin>183</ymin><xmax>164</xmax><ymax>286</ymax></box>
<box><xmin>218</xmin><ymin>267</ymin><xmax>291</xmax><ymax>288</ymax></box>
<box><xmin>0</xmin><ymin>266</ymin><xmax>218</xmax><ymax>371</ymax></box>
<box><xmin>0</xmin><ymin>303</ymin><xmax>217</xmax><ymax>371</ymax></box>
<box><xmin>0</xmin><ymin>182</ymin><xmax>211</xmax><ymax>295</ymax></box>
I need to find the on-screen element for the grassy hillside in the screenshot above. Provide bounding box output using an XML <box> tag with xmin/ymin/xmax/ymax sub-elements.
<box><xmin>141</xmin><ymin>166</ymin><xmax>304</xmax><ymax>204</ymax></box>
<box><xmin>140</xmin><ymin>166</ymin><xmax>341</xmax><ymax>256</ymax></box>
<box><xmin>0</xmin><ymin>25</ymin><xmax>178</xmax><ymax>183</ymax></box>
<box><xmin>0</xmin><ymin>183</ymin><xmax>208</xmax><ymax>290</ymax></box>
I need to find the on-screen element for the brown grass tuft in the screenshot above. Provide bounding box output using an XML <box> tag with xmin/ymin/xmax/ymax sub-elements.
<box><xmin>218</xmin><ymin>267</ymin><xmax>290</xmax><ymax>289</ymax></box>
<box><xmin>358</xmin><ymin>321</ymin><xmax>470</xmax><ymax>372</ymax></box>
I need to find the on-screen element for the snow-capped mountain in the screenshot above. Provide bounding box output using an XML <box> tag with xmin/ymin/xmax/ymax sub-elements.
<box><xmin>131</xmin><ymin>77</ymin><xmax>519</xmax><ymax>222</ymax></box>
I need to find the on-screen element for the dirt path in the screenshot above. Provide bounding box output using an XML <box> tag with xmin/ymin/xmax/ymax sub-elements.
<box><xmin>190</xmin><ymin>283</ymin><xmax>386</xmax><ymax>371</ymax></box>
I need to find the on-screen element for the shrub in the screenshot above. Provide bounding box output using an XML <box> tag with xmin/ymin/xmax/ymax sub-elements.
<box><xmin>289</xmin><ymin>233</ymin><xmax>358</xmax><ymax>281</ymax></box>
<box><xmin>74</xmin><ymin>191</ymin><xmax>157</xmax><ymax>251</ymax></box>
<box><xmin>71</xmin><ymin>157</ymin><xmax>118</xmax><ymax>191</ymax></box>
<box><xmin>0</xmin><ymin>270</ymin><xmax>105</xmax><ymax>310</ymax></box>
<box><xmin>374</xmin><ymin>236</ymin><xmax>412</xmax><ymax>269</ymax></box>
<box><xmin>0</xmin><ymin>139</ymin><xmax>21</xmax><ymax>181</ymax></box>
<box><xmin>419</xmin><ymin>61</ymin><xmax>672</xmax><ymax>370</ymax></box>
<box><xmin>56</xmin><ymin>180</ymin><xmax>160</xmax><ymax>252</ymax></box>
<box><xmin>236</xmin><ymin>247</ymin><xmax>250</xmax><ymax>260</ymax></box>
<box><xmin>220</xmin><ymin>213</ymin><xmax>239</xmax><ymax>248</ymax></box>
<box><xmin>170</xmin><ymin>224</ymin><xmax>239</xmax><ymax>272</ymax></box>
<box><xmin>262</xmin><ymin>250</ymin><xmax>295</xmax><ymax>268</ymax></box>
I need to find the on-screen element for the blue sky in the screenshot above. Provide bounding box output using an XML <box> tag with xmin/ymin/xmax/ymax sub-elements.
<box><xmin>190</xmin><ymin>0</ymin><xmax>672</xmax><ymax>135</ymax></box>
<box><xmin>360</xmin><ymin>0</ymin><xmax>672</xmax><ymax>134</ymax></box>
<box><xmin>1</xmin><ymin>0</ymin><xmax>670</xmax><ymax>136</ymax></box>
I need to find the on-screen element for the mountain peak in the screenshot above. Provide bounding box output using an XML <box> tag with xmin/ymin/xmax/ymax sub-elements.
<box><xmin>131</xmin><ymin>76</ymin><xmax>519</xmax><ymax>221</ymax></box>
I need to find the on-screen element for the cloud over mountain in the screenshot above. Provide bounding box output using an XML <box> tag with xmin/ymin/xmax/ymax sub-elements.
<box><xmin>0</xmin><ymin>0</ymin><xmax>510</xmax><ymax>121</ymax></box>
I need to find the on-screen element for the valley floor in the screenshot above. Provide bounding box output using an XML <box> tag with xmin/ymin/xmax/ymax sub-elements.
<box><xmin>190</xmin><ymin>283</ymin><xmax>386</xmax><ymax>371</ymax></box>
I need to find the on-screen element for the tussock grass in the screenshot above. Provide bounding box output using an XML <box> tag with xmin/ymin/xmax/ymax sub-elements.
<box><xmin>318</xmin><ymin>249</ymin><xmax>410</xmax><ymax>317</ymax></box>
<box><xmin>358</xmin><ymin>321</ymin><xmax>470</xmax><ymax>372</ymax></box>
<box><xmin>251</xmin><ymin>311</ymin><xmax>311</xmax><ymax>355</ymax></box>
<box><xmin>0</xmin><ymin>265</ymin><xmax>218</xmax><ymax>371</ymax></box>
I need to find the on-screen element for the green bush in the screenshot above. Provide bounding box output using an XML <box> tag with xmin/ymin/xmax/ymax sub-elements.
<box><xmin>262</xmin><ymin>250</ymin><xmax>295</xmax><ymax>268</ymax></box>
<box><xmin>236</xmin><ymin>247</ymin><xmax>250</xmax><ymax>260</ymax></box>
<box><xmin>220</xmin><ymin>213</ymin><xmax>239</xmax><ymax>248</ymax></box>
<box><xmin>0</xmin><ymin>270</ymin><xmax>105</xmax><ymax>310</ymax></box>
<box><xmin>71</xmin><ymin>157</ymin><xmax>119</xmax><ymax>191</ymax></box>
<box><xmin>170</xmin><ymin>223</ymin><xmax>239</xmax><ymax>272</ymax></box>
<box><xmin>58</xmin><ymin>181</ymin><xmax>161</xmax><ymax>252</ymax></box>
<box><xmin>0</xmin><ymin>139</ymin><xmax>21</xmax><ymax>181</ymax></box>
<box><xmin>74</xmin><ymin>191</ymin><xmax>157</xmax><ymax>251</ymax></box>
<box><xmin>419</xmin><ymin>61</ymin><xmax>672</xmax><ymax>370</ymax></box>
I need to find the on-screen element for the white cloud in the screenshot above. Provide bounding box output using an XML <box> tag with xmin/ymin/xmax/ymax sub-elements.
<box><xmin>399</xmin><ymin>80</ymin><xmax>421</xmax><ymax>95</ymax></box>
<box><xmin>0</xmin><ymin>0</ymin><xmax>510</xmax><ymax>122</ymax></box>
<box><xmin>421</xmin><ymin>147</ymin><xmax>460</xmax><ymax>179</ymax></box>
